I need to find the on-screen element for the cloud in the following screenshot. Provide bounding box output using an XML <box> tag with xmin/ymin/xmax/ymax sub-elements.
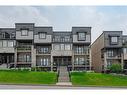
<box><xmin>46</xmin><ymin>6</ymin><xmax>127</xmax><ymax>42</ymax></box>
<box><xmin>0</xmin><ymin>6</ymin><xmax>126</xmax><ymax>43</ymax></box>
<box><xmin>0</xmin><ymin>6</ymin><xmax>51</xmax><ymax>27</ymax></box>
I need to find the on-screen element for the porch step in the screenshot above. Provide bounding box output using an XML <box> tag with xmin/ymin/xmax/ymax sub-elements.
<box><xmin>56</xmin><ymin>82</ymin><xmax>72</xmax><ymax>86</ymax></box>
<box><xmin>56</xmin><ymin>66</ymin><xmax>72</xmax><ymax>85</ymax></box>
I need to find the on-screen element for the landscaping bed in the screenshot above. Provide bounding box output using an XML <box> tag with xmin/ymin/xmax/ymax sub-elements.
<box><xmin>0</xmin><ymin>70</ymin><xmax>57</xmax><ymax>85</ymax></box>
<box><xmin>71</xmin><ymin>72</ymin><xmax>127</xmax><ymax>86</ymax></box>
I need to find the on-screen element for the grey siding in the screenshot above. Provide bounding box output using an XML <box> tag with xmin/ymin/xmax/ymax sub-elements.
<box><xmin>73</xmin><ymin>34</ymin><xmax>90</xmax><ymax>43</ymax></box>
<box><xmin>16</xmin><ymin>31</ymin><xmax>33</xmax><ymax>40</ymax></box>
<box><xmin>104</xmin><ymin>31</ymin><xmax>122</xmax><ymax>48</ymax></box>
<box><xmin>72</xmin><ymin>27</ymin><xmax>91</xmax><ymax>44</ymax></box>
<box><xmin>34</xmin><ymin>35</ymin><xmax>52</xmax><ymax>43</ymax></box>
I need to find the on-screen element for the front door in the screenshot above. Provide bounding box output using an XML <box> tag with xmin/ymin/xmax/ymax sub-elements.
<box><xmin>53</xmin><ymin>56</ymin><xmax>71</xmax><ymax>66</ymax></box>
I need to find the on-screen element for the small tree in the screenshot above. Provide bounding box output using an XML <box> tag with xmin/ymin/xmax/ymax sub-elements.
<box><xmin>108</xmin><ymin>63</ymin><xmax>122</xmax><ymax>74</ymax></box>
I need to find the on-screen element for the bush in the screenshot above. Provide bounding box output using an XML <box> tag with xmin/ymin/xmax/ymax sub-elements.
<box><xmin>36</xmin><ymin>67</ymin><xmax>42</xmax><ymax>71</ymax></box>
<box><xmin>31</xmin><ymin>67</ymin><xmax>36</xmax><ymax>71</ymax></box>
<box><xmin>108</xmin><ymin>63</ymin><xmax>122</xmax><ymax>74</ymax></box>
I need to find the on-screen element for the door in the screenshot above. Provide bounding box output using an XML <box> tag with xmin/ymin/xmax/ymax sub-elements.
<box><xmin>0</xmin><ymin>54</ymin><xmax>14</xmax><ymax>64</ymax></box>
<box><xmin>53</xmin><ymin>56</ymin><xmax>71</xmax><ymax>66</ymax></box>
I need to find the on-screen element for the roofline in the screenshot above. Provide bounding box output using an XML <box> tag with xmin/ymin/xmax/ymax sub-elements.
<box><xmin>35</xmin><ymin>26</ymin><xmax>53</xmax><ymax>28</ymax></box>
<box><xmin>91</xmin><ymin>32</ymin><xmax>104</xmax><ymax>47</ymax></box>
<box><xmin>91</xmin><ymin>30</ymin><xmax>123</xmax><ymax>47</ymax></box>
<box><xmin>103</xmin><ymin>31</ymin><xmax>123</xmax><ymax>32</ymax></box>
<box><xmin>15</xmin><ymin>23</ymin><xmax>35</xmax><ymax>25</ymax></box>
<box><xmin>0</xmin><ymin>28</ymin><xmax>15</xmax><ymax>29</ymax></box>
<box><xmin>53</xmin><ymin>31</ymin><xmax>71</xmax><ymax>33</ymax></box>
<box><xmin>72</xmin><ymin>26</ymin><xmax>92</xmax><ymax>28</ymax></box>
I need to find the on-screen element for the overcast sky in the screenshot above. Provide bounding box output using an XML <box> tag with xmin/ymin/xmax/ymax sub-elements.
<box><xmin>0</xmin><ymin>6</ymin><xmax>127</xmax><ymax>43</ymax></box>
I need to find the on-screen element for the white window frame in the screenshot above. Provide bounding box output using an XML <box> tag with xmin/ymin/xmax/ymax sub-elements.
<box><xmin>8</xmin><ymin>41</ymin><xmax>14</xmax><ymax>47</ymax></box>
<box><xmin>21</xmin><ymin>30</ymin><xmax>28</xmax><ymax>36</ymax></box>
<box><xmin>3</xmin><ymin>40</ymin><xmax>7</xmax><ymax>47</ymax></box>
<box><xmin>78</xmin><ymin>32</ymin><xmax>86</xmax><ymax>41</ymax></box>
<box><xmin>111</xmin><ymin>36</ymin><xmax>118</xmax><ymax>43</ymax></box>
<box><xmin>39</xmin><ymin>32</ymin><xmax>46</xmax><ymax>39</ymax></box>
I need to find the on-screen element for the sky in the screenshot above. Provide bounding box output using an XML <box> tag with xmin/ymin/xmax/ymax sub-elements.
<box><xmin>0</xmin><ymin>6</ymin><xmax>127</xmax><ymax>43</ymax></box>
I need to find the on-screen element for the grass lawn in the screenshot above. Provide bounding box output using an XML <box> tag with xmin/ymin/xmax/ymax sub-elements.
<box><xmin>0</xmin><ymin>70</ymin><xmax>57</xmax><ymax>85</ymax></box>
<box><xmin>71</xmin><ymin>72</ymin><xmax>127</xmax><ymax>86</ymax></box>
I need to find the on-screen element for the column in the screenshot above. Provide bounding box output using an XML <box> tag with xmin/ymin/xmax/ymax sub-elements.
<box><xmin>50</xmin><ymin>55</ymin><xmax>53</xmax><ymax>72</ymax></box>
<box><xmin>31</xmin><ymin>45</ymin><xmax>36</xmax><ymax>67</ymax></box>
<box><xmin>104</xmin><ymin>52</ymin><xmax>107</xmax><ymax>72</ymax></box>
<box><xmin>14</xmin><ymin>48</ymin><xmax>17</xmax><ymax>68</ymax></box>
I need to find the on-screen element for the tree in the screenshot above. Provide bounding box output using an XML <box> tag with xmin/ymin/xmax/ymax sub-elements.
<box><xmin>108</xmin><ymin>63</ymin><xmax>122</xmax><ymax>73</ymax></box>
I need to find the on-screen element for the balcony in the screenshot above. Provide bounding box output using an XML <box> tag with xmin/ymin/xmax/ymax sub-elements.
<box><xmin>36</xmin><ymin>62</ymin><xmax>51</xmax><ymax>67</ymax></box>
<box><xmin>16</xmin><ymin>62</ymin><xmax>31</xmax><ymax>64</ymax></box>
<box><xmin>74</xmin><ymin>52</ymin><xmax>89</xmax><ymax>55</ymax></box>
<box><xmin>36</xmin><ymin>48</ymin><xmax>51</xmax><ymax>55</ymax></box>
<box><xmin>17</xmin><ymin>45</ymin><xmax>31</xmax><ymax>52</ymax></box>
<box><xmin>51</xmin><ymin>50</ymin><xmax>72</xmax><ymax>56</ymax></box>
<box><xmin>106</xmin><ymin>55</ymin><xmax>121</xmax><ymax>59</ymax></box>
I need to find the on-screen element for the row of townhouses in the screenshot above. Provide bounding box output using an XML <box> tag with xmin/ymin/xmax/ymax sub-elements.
<box><xmin>91</xmin><ymin>31</ymin><xmax>127</xmax><ymax>72</ymax></box>
<box><xmin>0</xmin><ymin>23</ymin><xmax>127</xmax><ymax>72</ymax></box>
<box><xmin>0</xmin><ymin>23</ymin><xmax>91</xmax><ymax>71</ymax></box>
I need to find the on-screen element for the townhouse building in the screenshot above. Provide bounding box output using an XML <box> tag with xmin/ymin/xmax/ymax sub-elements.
<box><xmin>91</xmin><ymin>31</ymin><xmax>127</xmax><ymax>73</ymax></box>
<box><xmin>0</xmin><ymin>23</ymin><xmax>91</xmax><ymax>71</ymax></box>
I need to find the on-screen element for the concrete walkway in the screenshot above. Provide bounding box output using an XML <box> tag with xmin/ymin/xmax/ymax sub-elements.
<box><xmin>0</xmin><ymin>84</ymin><xmax>126</xmax><ymax>89</ymax></box>
<box><xmin>56</xmin><ymin>66</ymin><xmax>72</xmax><ymax>86</ymax></box>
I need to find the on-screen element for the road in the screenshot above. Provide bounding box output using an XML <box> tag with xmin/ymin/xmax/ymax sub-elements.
<box><xmin>0</xmin><ymin>84</ymin><xmax>126</xmax><ymax>89</ymax></box>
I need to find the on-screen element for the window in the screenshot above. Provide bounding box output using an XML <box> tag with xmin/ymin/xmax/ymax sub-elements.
<box><xmin>40</xmin><ymin>58</ymin><xmax>49</xmax><ymax>66</ymax></box>
<box><xmin>8</xmin><ymin>41</ymin><xmax>14</xmax><ymax>47</ymax></box>
<box><xmin>5</xmin><ymin>32</ymin><xmax>10</xmax><ymax>39</ymax></box>
<box><xmin>107</xmin><ymin>50</ymin><xmax>114</xmax><ymax>57</ymax></box>
<box><xmin>64</xmin><ymin>36</ymin><xmax>70</xmax><ymax>42</ymax></box>
<box><xmin>123</xmin><ymin>48</ymin><xmax>127</xmax><ymax>54</ymax></box>
<box><xmin>74</xmin><ymin>57</ymin><xmax>85</xmax><ymax>65</ymax></box>
<box><xmin>74</xmin><ymin>45</ymin><xmax>88</xmax><ymax>54</ymax></box>
<box><xmin>21</xmin><ymin>30</ymin><xmax>28</xmax><ymax>36</ymax></box>
<box><xmin>107</xmin><ymin>60</ymin><xmax>112</xmax><ymax>67</ymax></box>
<box><xmin>39</xmin><ymin>32</ymin><xmax>46</xmax><ymax>39</ymax></box>
<box><xmin>110</xmin><ymin>36</ymin><xmax>118</xmax><ymax>44</ymax></box>
<box><xmin>39</xmin><ymin>47</ymin><xmax>49</xmax><ymax>54</ymax></box>
<box><xmin>0</xmin><ymin>41</ymin><xmax>2</xmax><ymax>47</ymax></box>
<box><xmin>54</xmin><ymin>44</ymin><xmax>60</xmax><ymax>50</ymax></box>
<box><xmin>11</xmin><ymin>32</ymin><xmax>15</xmax><ymax>38</ymax></box>
<box><xmin>65</xmin><ymin>44</ymin><xmax>71</xmax><ymax>50</ymax></box>
<box><xmin>75</xmin><ymin>57</ymin><xmax>78</xmax><ymax>64</ymax></box>
<box><xmin>3</xmin><ymin>40</ymin><xmax>7</xmax><ymax>47</ymax></box>
<box><xmin>17</xmin><ymin>54</ymin><xmax>31</xmax><ymax>62</ymax></box>
<box><xmin>79</xmin><ymin>57</ymin><xmax>85</xmax><ymax>64</ymax></box>
<box><xmin>61</xmin><ymin>44</ymin><xmax>64</xmax><ymax>50</ymax></box>
<box><xmin>1</xmin><ymin>33</ymin><xmax>5</xmax><ymax>39</ymax></box>
<box><xmin>54</xmin><ymin>36</ymin><xmax>60</xmax><ymax>42</ymax></box>
<box><xmin>78</xmin><ymin>32</ymin><xmax>86</xmax><ymax>41</ymax></box>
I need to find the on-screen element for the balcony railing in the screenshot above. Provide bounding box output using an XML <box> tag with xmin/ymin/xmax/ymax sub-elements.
<box><xmin>17</xmin><ymin>45</ymin><xmax>31</xmax><ymax>51</ymax></box>
<box><xmin>106</xmin><ymin>55</ymin><xmax>121</xmax><ymax>59</ymax></box>
<box><xmin>36</xmin><ymin>51</ymin><xmax>51</xmax><ymax>54</ymax></box>
<box><xmin>74</xmin><ymin>51</ymin><xmax>89</xmax><ymax>55</ymax></box>
<box><xmin>36</xmin><ymin>62</ymin><xmax>51</xmax><ymax>66</ymax></box>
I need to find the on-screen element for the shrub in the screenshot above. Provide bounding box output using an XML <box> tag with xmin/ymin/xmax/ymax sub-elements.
<box><xmin>36</xmin><ymin>67</ymin><xmax>42</xmax><ymax>71</ymax></box>
<box><xmin>31</xmin><ymin>67</ymin><xmax>36</xmax><ymax>71</ymax></box>
<box><xmin>108</xmin><ymin>63</ymin><xmax>122</xmax><ymax>74</ymax></box>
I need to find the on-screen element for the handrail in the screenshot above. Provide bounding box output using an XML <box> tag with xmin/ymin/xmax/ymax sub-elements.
<box><xmin>67</xmin><ymin>66</ymin><xmax>71</xmax><ymax>82</ymax></box>
<box><xmin>57</xmin><ymin>66</ymin><xmax>60</xmax><ymax>82</ymax></box>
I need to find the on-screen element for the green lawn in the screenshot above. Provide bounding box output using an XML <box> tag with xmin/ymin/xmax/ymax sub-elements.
<box><xmin>0</xmin><ymin>70</ymin><xmax>57</xmax><ymax>85</ymax></box>
<box><xmin>71</xmin><ymin>72</ymin><xmax>127</xmax><ymax>86</ymax></box>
